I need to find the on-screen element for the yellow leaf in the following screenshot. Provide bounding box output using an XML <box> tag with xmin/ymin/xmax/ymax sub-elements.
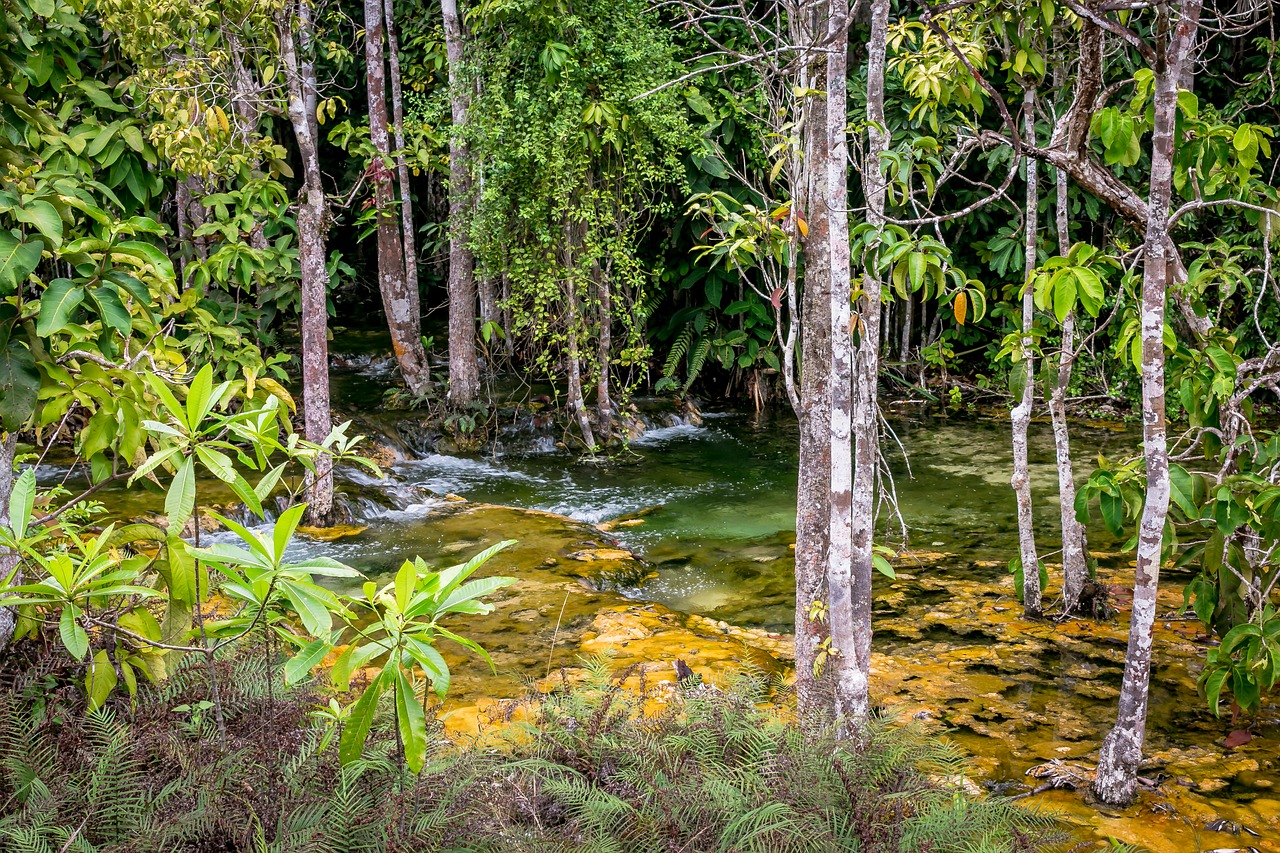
<box><xmin>797</xmin><ymin>216</ymin><xmax>809</xmax><ymax>238</ymax></box>
<box><xmin>214</xmin><ymin>106</ymin><xmax>230</xmax><ymax>135</ymax></box>
<box><xmin>954</xmin><ymin>291</ymin><xmax>968</xmax><ymax>326</ymax></box>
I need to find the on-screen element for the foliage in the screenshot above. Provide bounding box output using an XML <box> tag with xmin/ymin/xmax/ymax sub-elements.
<box><xmin>0</xmin><ymin>655</ymin><xmax>1063</xmax><ymax>852</ymax></box>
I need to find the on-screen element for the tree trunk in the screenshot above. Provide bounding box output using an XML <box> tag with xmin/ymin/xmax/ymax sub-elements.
<box><xmin>898</xmin><ymin>291</ymin><xmax>912</xmax><ymax>364</ymax></box>
<box><xmin>825</xmin><ymin>0</ymin><xmax>870</xmax><ymax>730</ymax></box>
<box><xmin>1049</xmin><ymin>164</ymin><xmax>1088</xmax><ymax>613</ymax></box>
<box><xmin>792</xmin><ymin>8</ymin><xmax>833</xmax><ymax>729</ymax></box>
<box><xmin>383</xmin><ymin>0</ymin><xmax>422</xmax><ymax>333</ymax></box>
<box><xmin>1011</xmin><ymin>86</ymin><xmax>1041</xmax><ymax>616</ymax></box>
<box><xmin>364</xmin><ymin>0</ymin><xmax>429</xmax><ymax>395</ymax></box>
<box><xmin>283</xmin><ymin>5</ymin><xmax>333</xmax><ymax>526</ymax></box>
<box><xmin>564</xmin><ymin>284</ymin><xmax>596</xmax><ymax>452</ymax></box>
<box><xmin>0</xmin><ymin>434</ymin><xmax>19</xmax><ymax>651</ymax></box>
<box><xmin>1094</xmin><ymin>0</ymin><xmax>1201</xmax><ymax>806</ymax></box>
<box><xmin>595</xmin><ymin>268</ymin><xmax>613</xmax><ymax>439</ymax></box>
<box><xmin>442</xmin><ymin>0</ymin><xmax>481</xmax><ymax>405</ymax></box>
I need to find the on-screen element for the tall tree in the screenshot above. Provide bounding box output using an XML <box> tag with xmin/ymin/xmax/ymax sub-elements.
<box><xmin>1011</xmin><ymin>87</ymin><xmax>1041</xmax><ymax>616</ymax></box>
<box><xmin>281</xmin><ymin>1</ymin><xmax>334</xmax><ymax>525</ymax></box>
<box><xmin>364</xmin><ymin>0</ymin><xmax>430</xmax><ymax>395</ymax></box>
<box><xmin>442</xmin><ymin>0</ymin><xmax>481</xmax><ymax>405</ymax></box>
<box><xmin>383</xmin><ymin>0</ymin><xmax>422</xmax><ymax>350</ymax></box>
<box><xmin>825</xmin><ymin>0</ymin><xmax>861</xmax><ymax>727</ymax></box>
<box><xmin>1093</xmin><ymin>0</ymin><xmax>1203</xmax><ymax>806</ymax></box>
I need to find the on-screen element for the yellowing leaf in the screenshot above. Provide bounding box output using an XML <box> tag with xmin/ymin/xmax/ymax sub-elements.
<box><xmin>954</xmin><ymin>291</ymin><xmax>968</xmax><ymax>326</ymax></box>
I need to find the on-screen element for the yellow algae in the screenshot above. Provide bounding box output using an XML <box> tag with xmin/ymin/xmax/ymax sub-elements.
<box><xmin>297</xmin><ymin>523</ymin><xmax>368</xmax><ymax>541</ymax></box>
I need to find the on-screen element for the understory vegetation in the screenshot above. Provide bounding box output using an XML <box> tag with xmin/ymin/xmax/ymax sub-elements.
<box><xmin>0</xmin><ymin>653</ymin><xmax>1060</xmax><ymax>852</ymax></box>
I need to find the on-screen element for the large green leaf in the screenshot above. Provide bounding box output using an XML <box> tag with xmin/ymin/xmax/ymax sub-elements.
<box><xmin>60</xmin><ymin>605</ymin><xmax>89</xmax><ymax>660</ymax></box>
<box><xmin>15</xmin><ymin>200</ymin><xmax>63</xmax><ymax>247</ymax></box>
<box><xmin>394</xmin><ymin>667</ymin><xmax>427</xmax><ymax>773</ymax></box>
<box><xmin>0</xmin><ymin>231</ymin><xmax>42</xmax><ymax>293</ymax></box>
<box><xmin>86</xmin><ymin>649</ymin><xmax>118</xmax><ymax>710</ymax></box>
<box><xmin>339</xmin><ymin>667</ymin><xmax>389</xmax><ymax>766</ymax></box>
<box><xmin>0</xmin><ymin>341</ymin><xmax>39</xmax><ymax>430</ymax></box>
<box><xmin>37</xmin><ymin>279</ymin><xmax>84</xmax><ymax>336</ymax></box>
<box><xmin>284</xmin><ymin>638</ymin><xmax>331</xmax><ymax>686</ymax></box>
<box><xmin>8</xmin><ymin>468</ymin><xmax>35</xmax><ymax>535</ymax></box>
<box><xmin>165</xmin><ymin>456</ymin><xmax>196</xmax><ymax>535</ymax></box>
<box><xmin>88</xmin><ymin>285</ymin><xmax>132</xmax><ymax>337</ymax></box>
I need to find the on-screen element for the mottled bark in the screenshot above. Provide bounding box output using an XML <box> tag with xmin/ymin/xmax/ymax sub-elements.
<box><xmin>595</xmin><ymin>271</ymin><xmax>613</xmax><ymax>438</ymax></box>
<box><xmin>0</xmin><ymin>434</ymin><xmax>18</xmax><ymax>651</ymax></box>
<box><xmin>1050</xmin><ymin>165</ymin><xmax>1088</xmax><ymax>613</ymax></box>
<box><xmin>792</xmin><ymin>9</ymin><xmax>833</xmax><ymax>729</ymax></box>
<box><xmin>283</xmin><ymin>5</ymin><xmax>333</xmax><ymax>525</ymax></box>
<box><xmin>1094</xmin><ymin>0</ymin><xmax>1202</xmax><ymax>807</ymax></box>
<box><xmin>1011</xmin><ymin>87</ymin><xmax>1042</xmax><ymax>616</ymax></box>
<box><xmin>442</xmin><ymin>0</ymin><xmax>481</xmax><ymax>405</ymax></box>
<box><xmin>364</xmin><ymin>0</ymin><xmax>430</xmax><ymax>395</ymax></box>
<box><xmin>825</xmin><ymin>0</ymin><xmax>861</xmax><ymax>727</ymax></box>
<box><xmin>564</xmin><ymin>283</ymin><xmax>596</xmax><ymax>451</ymax></box>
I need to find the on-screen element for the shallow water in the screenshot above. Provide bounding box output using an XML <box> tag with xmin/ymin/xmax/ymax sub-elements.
<box><xmin>71</xmin><ymin>367</ymin><xmax>1280</xmax><ymax>849</ymax></box>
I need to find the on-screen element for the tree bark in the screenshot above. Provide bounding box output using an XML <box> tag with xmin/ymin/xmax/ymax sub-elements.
<box><xmin>364</xmin><ymin>0</ymin><xmax>430</xmax><ymax>395</ymax></box>
<box><xmin>595</xmin><ymin>268</ymin><xmax>613</xmax><ymax>439</ymax></box>
<box><xmin>1049</xmin><ymin>164</ymin><xmax>1088</xmax><ymax>613</ymax></box>
<box><xmin>1011</xmin><ymin>86</ymin><xmax>1042</xmax><ymax>616</ymax></box>
<box><xmin>442</xmin><ymin>0</ymin><xmax>481</xmax><ymax>405</ymax></box>
<box><xmin>0</xmin><ymin>434</ymin><xmax>19</xmax><ymax>651</ymax></box>
<box><xmin>825</xmin><ymin>0</ymin><xmax>862</xmax><ymax>728</ymax></box>
<box><xmin>564</xmin><ymin>283</ymin><xmax>596</xmax><ymax>451</ymax></box>
<box><xmin>283</xmin><ymin>4</ymin><xmax>334</xmax><ymax>526</ymax></box>
<box><xmin>1094</xmin><ymin>0</ymin><xmax>1202</xmax><ymax>807</ymax></box>
<box><xmin>792</xmin><ymin>4</ymin><xmax>833</xmax><ymax>729</ymax></box>
<box><xmin>383</xmin><ymin>0</ymin><xmax>422</xmax><ymax>336</ymax></box>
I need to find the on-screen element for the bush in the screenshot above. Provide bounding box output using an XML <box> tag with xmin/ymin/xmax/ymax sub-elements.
<box><xmin>0</xmin><ymin>652</ymin><xmax>1061</xmax><ymax>852</ymax></box>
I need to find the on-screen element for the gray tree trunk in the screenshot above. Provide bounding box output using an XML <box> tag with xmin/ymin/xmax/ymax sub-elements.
<box><xmin>364</xmin><ymin>0</ymin><xmax>430</xmax><ymax>395</ymax></box>
<box><xmin>282</xmin><ymin>4</ymin><xmax>333</xmax><ymax>525</ymax></box>
<box><xmin>0</xmin><ymin>434</ymin><xmax>18</xmax><ymax>650</ymax></box>
<box><xmin>1049</xmin><ymin>165</ymin><xmax>1088</xmax><ymax>612</ymax></box>
<box><xmin>1094</xmin><ymin>0</ymin><xmax>1202</xmax><ymax>806</ymax></box>
<box><xmin>825</xmin><ymin>0</ymin><xmax>861</xmax><ymax>727</ymax></box>
<box><xmin>383</xmin><ymin>0</ymin><xmax>422</xmax><ymax>334</ymax></box>
<box><xmin>1011</xmin><ymin>87</ymin><xmax>1042</xmax><ymax>616</ymax></box>
<box><xmin>792</xmin><ymin>2</ymin><xmax>833</xmax><ymax>729</ymax></box>
<box><xmin>442</xmin><ymin>0</ymin><xmax>481</xmax><ymax>405</ymax></box>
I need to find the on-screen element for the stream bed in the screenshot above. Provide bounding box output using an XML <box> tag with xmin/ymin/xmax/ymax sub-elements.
<box><xmin>75</xmin><ymin>366</ymin><xmax>1280</xmax><ymax>851</ymax></box>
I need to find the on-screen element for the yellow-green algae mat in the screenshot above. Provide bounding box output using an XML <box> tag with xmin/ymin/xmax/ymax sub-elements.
<box><xmin>307</xmin><ymin>503</ymin><xmax>1279</xmax><ymax>853</ymax></box>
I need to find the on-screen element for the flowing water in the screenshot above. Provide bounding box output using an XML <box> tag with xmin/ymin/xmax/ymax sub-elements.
<box><xmin>72</xmin><ymin>359</ymin><xmax>1280</xmax><ymax>850</ymax></box>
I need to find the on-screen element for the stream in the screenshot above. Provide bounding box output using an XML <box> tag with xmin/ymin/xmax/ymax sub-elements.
<box><xmin>70</xmin><ymin>357</ymin><xmax>1280</xmax><ymax>851</ymax></box>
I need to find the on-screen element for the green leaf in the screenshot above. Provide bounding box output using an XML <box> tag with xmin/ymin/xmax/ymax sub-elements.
<box><xmin>8</xmin><ymin>467</ymin><xmax>35</xmax><ymax>535</ymax></box>
<box><xmin>86</xmin><ymin>649</ymin><xmax>118</xmax><ymax>711</ymax></box>
<box><xmin>1100</xmin><ymin>491</ymin><xmax>1124</xmax><ymax>536</ymax></box>
<box><xmin>339</xmin><ymin>667</ymin><xmax>388</xmax><ymax>766</ymax></box>
<box><xmin>872</xmin><ymin>553</ymin><xmax>896</xmax><ymax>579</ymax></box>
<box><xmin>0</xmin><ymin>231</ymin><xmax>42</xmax><ymax>293</ymax></box>
<box><xmin>908</xmin><ymin>252</ymin><xmax>926</xmax><ymax>292</ymax></box>
<box><xmin>60</xmin><ymin>606</ymin><xmax>89</xmax><ymax>660</ymax></box>
<box><xmin>165</xmin><ymin>456</ymin><xmax>196</xmax><ymax>535</ymax></box>
<box><xmin>15</xmin><ymin>200</ymin><xmax>63</xmax><ymax>248</ymax></box>
<box><xmin>395</xmin><ymin>667</ymin><xmax>427</xmax><ymax>773</ymax></box>
<box><xmin>394</xmin><ymin>560</ymin><xmax>416</xmax><ymax>613</ymax></box>
<box><xmin>87</xmin><ymin>285</ymin><xmax>132</xmax><ymax>337</ymax></box>
<box><xmin>284</xmin><ymin>638</ymin><xmax>331</xmax><ymax>685</ymax></box>
<box><xmin>1074</xmin><ymin>267</ymin><xmax>1104</xmax><ymax>317</ymax></box>
<box><xmin>272</xmin><ymin>503</ymin><xmax>306</xmax><ymax>561</ymax></box>
<box><xmin>227</xmin><ymin>473</ymin><xmax>266</xmax><ymax>520</ymax></box>
<box><xmin>37</xmin><ymin>279</ymin><xmax>85</xmax><ymax>337</ymax></box>
<box><xmin>165</xmin><ymin>535</ymin><xmax>197</xmax><ymax>604</ymax></box>
<box><xmin>1168</xmin><ymin>464</ymin><xmax>1198</xmax><ymax>518</ymax></box>
<box><xmin>1053</xmin><ymin>271</ymin><xmax>1077</xmax><ymax>322</ymax></box>
<box><xmin>1203</xmin><ymin>667</ymin><xmax>1229</xmax><ymax>716</ymax></box>
<box><xmin>0</xmin><ymin>342</ymin><xmax>39</xmax><ymax>431</ymax></box>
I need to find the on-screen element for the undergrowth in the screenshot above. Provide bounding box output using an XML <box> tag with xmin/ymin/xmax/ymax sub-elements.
<box><xmin>0</xmin><ymin>650</ymin><xmax>1064</xmax><ymax>852</ymax></box>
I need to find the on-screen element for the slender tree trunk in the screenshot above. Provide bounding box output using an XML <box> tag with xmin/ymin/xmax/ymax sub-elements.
<box><xmin>845</xmin><ymin>0</ymin><xmax>889</xmax><ymax>729</ymax></box>
<box><xmin>0</xmin><ymin>435</ymin><xmax>19</xmax><ymax>650</ymax></box>
<box><xmin>565</xmin><ymin>286</ymin><xmax>596</xmax><ymax>451</ymax></box>
<box><xmin>1094</xmin><ymin>0</ymin><xmax>1201</xmax><ymax>806</ymax></box>
<box><xmin>824</xmin><ymin>0</ymin><xmax>870</xmax><ymax>729</ymax></box>
<box><xmin>383</xmin><ymin>0</ymin><xmax>421</xmax><ymax>326</ymax></box>
<box><xmin>442</xmin><ymin>0</ymin><xmax>481</xmax><ymax>405</ymax></box>
<box><xmin>898</xmin><ymin>292</ymin><xmax>912</xmax><ymax>364</ymax></box>
<box><xmin>595</xmin><ymin>269</ymin><xmax>613</xmax><ymax>439</ymax></box>
<box><xmin>1049</xmin><ymin>164</ymin><xmax>1088</xmax><ymax>613</ymax></box>
<box><xmin>283</xmin><ymin>6</ymin><xmax>333</xmax><ymax>526</ymax></box>
<box><xmin>793</xmin><ymin>12</ymin><xmax>833</xmax><ymax>729</ymax></box>
<box><xmin>1011</xmin><ymin>86</ymin><xmax>1042</xmax><ymax>616</ymax></box>
<box><xmin>364</xmin><ymin>0</ymin><xmax>430</xmax><ymax>395</ymax></box>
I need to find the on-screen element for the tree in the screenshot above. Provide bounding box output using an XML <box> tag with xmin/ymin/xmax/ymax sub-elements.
<box><xmin>442</xmin><ymin>0</ymin><xmax>482</xmax><ymax>405</ymax></box>
<box><xmin>364</xmin><ymin>0</ymin><xmax>431</xmax><ymax>395</ymax></box>
<box><xmin>280</xmin><ymin>0</ymin><xmax>336</xmax><ymax>525</ymax></box>
<box><xmin>1093</xmin><ymin>0</ymin><xmax>1203</xmax><ymax>806</ymax></box>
